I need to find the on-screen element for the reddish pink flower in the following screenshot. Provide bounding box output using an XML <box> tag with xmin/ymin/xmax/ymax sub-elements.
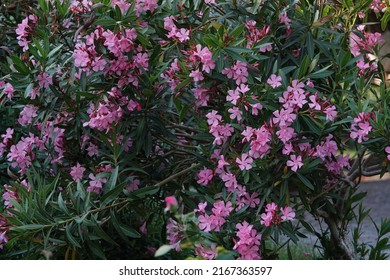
<box><xmin>165</xmin><ymin>196</ymin><xmax>178</xmax><ymax>212</ymax></box>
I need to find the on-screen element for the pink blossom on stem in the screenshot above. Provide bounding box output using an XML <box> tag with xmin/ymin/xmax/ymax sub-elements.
<box><xmin>126</xmin><ymin>178</ymin><xmax>140</xmax><ymax>192</ymax></box>
<box><xmin>70</xmin><ymin>162</ymin><xmax>86</xmax><ymax>182</ymax></box>
<box><xmin>267</xmin><ymin>74</ymin><xmax>282</xmax><ymax>88</ymax></box>
<box><xmin>166</xmin><ymin>218</ymin><xmax>186</xmax><ymax>252</ymax></box>
<box><xmin>87</xmin><ymin>173</ymin><xmax>107</xmax><ymax>193</ymax></box>
<box><xmin>197</xmin><ymin>167</ymin><xmax>214</xmax><ymax>186</ymax></box>
<box><xmin>194</xmin><ymin>243</ymin><xmax>217</xmax><ymax>260</ymax></box>
<box><xmin>18</xmin><ymin>105</ymin><xmax>38</xmax><ymax>126</ymax></box>
<box><xmin>37</xmin><ymin>72</ymin><xmax>53</xmax><ymax>89</ymax></box>
<box><xmin>386</xmin><ymin>146</ymin><xmax>390</xmax><ymax>160</ymax></box>
<box><xmin>236</xmin><ymin>153</ymin><xmax>253</xmax><ymax>171</ymax></box>
<box><xmin>280</xmin><ymin>206</ymin><xmax>295</xmax><ymax>221</ymax></box>
<box><xmin>2</xmin><ymin>83</ymin><xmax>14</xmax><ymax>99</ymax></box>
<box><xmin>286</xmin><ymin>154</ymin><xmax>303</xmax><ymax>172</ymax></box>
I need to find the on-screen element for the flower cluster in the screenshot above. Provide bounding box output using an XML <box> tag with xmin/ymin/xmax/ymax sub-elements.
<box><xmin>194</xmin><ymin>243</ymin><xmax>217</xmax><ymax>260</ymax></box>
<box><xmin>260</xmin><ymin>203</ymin><xmax>295</xmax><ymax>227</ymax></box>
<box><xmin>166</xmin><ymin>218</ymin><xmax>187</xmax><ymax>252</ymax></box>
<box><xmin>15</xmin><ymin>14</ymin><xmax>38</xmax><ymax>51</ymax></box>
<box><xmin>233</xmin><ymin>221</ymin><xmax>262</xmax><ymax>260</ymax></box>
<box><xmin>196</xmin><ymin>201</ymin><xmax>233</xmax><ymax>232</ymax></box>
<box><xmin>350</xmin><ymin>112</ymin><xmax>375</xmax><ymax>143</ymax></box>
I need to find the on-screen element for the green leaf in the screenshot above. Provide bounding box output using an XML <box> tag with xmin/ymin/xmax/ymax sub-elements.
<box><xmin>130</xmin><ymin>185</ymin><xmax>160</xmax><ymax>199</ymax></box>
<box><xmin>224</xmin><ymin>48</ymin><xmax>247</xmax><ymax>62</ymax></box>
<box><xmin>47</xmin><ymin>44</ymin><xmax>64</xmax><ymax>59</ymax></box>
<box><xmin>87</xmin><ymin>240</ymin><xmax>107</xmax><ymax>260</ymax></box>
<box><xmin>296</xmin><ymin>173</ymin><xmax>315</xmax><ymax>190</ymax></box>
<box><xmin>106</xmin><ymin>166</ymin><xmax>119</xmax><ymax>191</ymax></box>
<box><xmin>65</xmin><ymin>223</ymin><xmax>82</xmax><ymax>248</ymax></box>
<box><xmin>58</xmin><ymin>193</ymin><xmax>70</xmax><ymax>215</ymax></box>
<box><xmin>308</xmin><ymin>65</ymin><xmax>333</xmax><ymax>79</ymax></box>
<box><xmin>93</xmin><ymin>222</ymin><xmax>119</xmax><ymax>246</ymax></box>
<box><xmin>11</xmin><ymin>224</ymin><xmax>45</xmax><ymax>232</ymax></box>
<box><xmin>154</xmin><ymin>245</ymin><xmax>174</xmax><ymax>257</ymax></box>
<box><xmin>229</xmin><ymin>24</ymin><xmax>244</xmax><ymax>38</ymax></box>
<box><xmin>100</xmin><ymin>183</ymin><xmax>124</xmax><ymax>206</ymax></box>
<box><xmin>10</xmin><ymin>56</ymin><xmax>30</xmax><ymax>75</ymax></box>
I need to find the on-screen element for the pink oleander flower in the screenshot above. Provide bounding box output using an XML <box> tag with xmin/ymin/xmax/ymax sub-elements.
<box><xmin>206</xmin><ymin>110</ymin><xmax>222</xmax><ymax>126</ymax></box>
<box><xmin>126</xmin><ymin>178</ymin><xmax>140</xmax><ymax>192</ymax></box>
<box><xmin>18</xmin><ymin>105</ymin><xmax>38</xmax><ymax>126</ymax></box>
<box><xmin>236</xmin><ymin>153</ymin><xmax>253</xmax><ymax>171</ymax></box>
<box><xmin>2</xmin><ymin>83</ymin><xmax>14</xmax><ymax>99</ymax></box>
<box><xmin>194</xmin><ymin>243</ymin><xmax>217</xmax><ymax>260</ymax></box>
<box><xmin>273</xmin><ymin>107</ymin><xmax>296</xmax><ymax>127</ymax></box>
<box><xmin>0</xmin><ymin>230</ymin><xmax>8</xmax><ymax>250</ymax></box>
<box><xmin>350</xmin><ymin>112</ymin><xmax>374</xmax><ymax>143</ymax></box>
<box><xmin>212</xmin><ymin>201</ymin><xmax>233</xmax><ymax>217</ymax></box>
<box><xmin>228</xmin><ymin>106</ymin><xmax>243</xmax><ymax>122</ymax></box>
<box><xmin>267</xmin><ymin>74</ymin><xmax>282</xmax><ymax>88</ymax></box>
<box><xmin>111</xmin><ymin>0</ymin><xmax>131</xmax><ymax>13</ymax></box>
<box><xmin>233</xmin><ymin>221</ymin><xmax>261</xmax><ymax>260</ymax></box>
<box><xmin>279</xmin><ymin>11</ymin><xmax>291</xmax><ymax>29</ymax></box>
<box><xmin>165</xmin><ymin>196</ymin><xmax>178</xmax><ymax>212</ymax></box>
<box><xmin>175</xmin><ymin>28</ymin><xmax>190</xmax><ymax>42</ymax></box>
<box><xmin>286</xmin><ymin>154</ymin><xmax>303</xmax><ymax>172</ymax></box>
<box><xmin>386</xmin><ymin>146</ymin><xmax>390</xmax><ymax>160</ymax></box>
<box><xmin>37</xmin><ymin>72</ymin><xmax>52</xmax><ymax>89</ymax></box>
<box><xmin>194</xmin><ymin>202</ymin><xmax>207</xmax><ymax>215</ymax></box>
<box><xmin>197</xmin><ymin>167</ymin><xmax>214</xmax><ymax>186</ymax></box>
<box><xmin>70</xmin><ymin>162</ymin><xmax>86</xmax><ymax>182</ymax></box>
<box><xmin>7</xmin><ymin>138</ymin><xmax>33</xmax><ymax>174</ymax></box>
<box><xmin>87</xmin><ymin>173</ymin><xmax>107</xmax><ymax>193</ymax></box>
<box><xmin>135</xmin><ymin>0</ymin><xmax>158</xmax><ymax>15</ymax></box>
<box><xmin>166</xmin><ymin>218</ymin><xmax>186</xmax><ymax>251</ymax></box>
<box><xmin>280</xmin><ymin>206</ymin><xmax>295</xmax><ymax>221</ymax></box>
<box><xmin>189</xmin><ymin>69</ymin><xmax>204</xmax><ymax>82</ymax></box>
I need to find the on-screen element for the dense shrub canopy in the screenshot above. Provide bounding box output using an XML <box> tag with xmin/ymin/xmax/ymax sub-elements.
<box><xmin>1</xmin><ymin>0</ymin><xmax>390</xmax><ymax>260</ymax></box>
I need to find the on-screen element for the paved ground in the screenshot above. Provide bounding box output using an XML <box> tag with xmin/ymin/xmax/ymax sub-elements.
<box><xmin>299</xmin><ymin>178</ymin><xmax>390</xmax><ymax>259</ymax></box>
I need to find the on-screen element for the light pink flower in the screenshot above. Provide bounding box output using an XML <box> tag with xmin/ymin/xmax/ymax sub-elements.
<box><xmin>236</xmin><ymin>153</ymin><xmax>253</xmax><ymax>171</ymax></box>
<box><xmin>87</xmin><ymin>173</ymin><xmax>107</xmax><ymax>193</ymax></box>
<box><xmin>126</xmin><ymin>178</ymin><xmax>140</xmax><ymax>192</ymax></box>
<box><xmin>70</xmin><ymin>162</ymin><xmax>86</xmax><ymax>182</ymax></box>
<box><xmin>37</xmin><ymin>72</ymin><xmax>52</xmax><ymax>89</ymax></box>
<box><xmin>197</xmin><ymin>167</ymin><xmax>214</xmax><ymax>186</ymax></box>
<box><xmin>2</xmin><ymin>83</ymin><xmax>14</xmax><ymax>99</ymax></box>
<box><xmin>189</xmin><ymin>70</ymin><xmax>204</xmax><ymax>82</ymax></box>
<box><xmin>286</xmin><ymin>154</ymin><xmax>303</xmax><ymax>172</ymax></box>
<box><xmin>386</xmin><ymin>146</ymin><xmax>390</xmax><ymax>160</ymax></box>
<box><xmin>281</xmin><ymin>206</ymin><xmax>295</xmax><ymax>221</ymax></box>
<box><xmin>267</xmin><ymin>74</ymin><xmax>282</xmax><ymax>88</ymax></box>
<box><xmin>194</xmin><ymin>243</ymin><xmax>217</xmax><ymax>260</ymax></box>
<box><xmin>18</xmin><ymin>105</ymin><xmax>38</xmax><ymax>126</ymax></box>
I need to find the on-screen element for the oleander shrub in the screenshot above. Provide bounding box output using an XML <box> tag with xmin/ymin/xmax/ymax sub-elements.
<box><xmin>1</xmin><ymin>0</ymin><xmax>390</xmax><ymax>260</ymax></box>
